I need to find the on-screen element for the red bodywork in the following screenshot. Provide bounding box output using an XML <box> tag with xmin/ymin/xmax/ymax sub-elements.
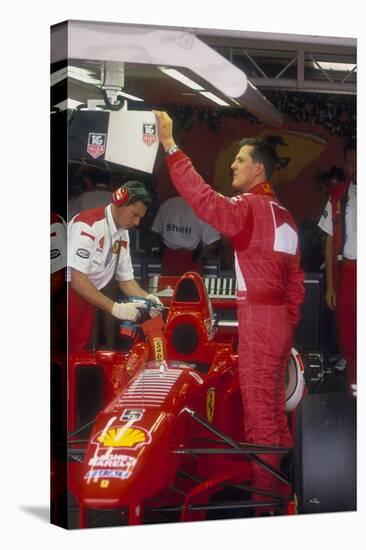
<box><xmin>52</xmin><ymin>272</ymin><xmax>303</xmax><ymax>527</ymax></box>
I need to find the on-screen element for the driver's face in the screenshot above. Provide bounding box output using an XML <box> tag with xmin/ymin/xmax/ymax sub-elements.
<box><xmin>114</xmin><ymin>201</ymin><xmax>147</xmax><ymax>229</ymax></box>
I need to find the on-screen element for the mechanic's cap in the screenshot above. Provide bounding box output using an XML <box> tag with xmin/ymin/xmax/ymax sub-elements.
<box><xmin>112</xmin><ymin>180</ymin><xmax>151</xmax><ymax>207</ymax></box>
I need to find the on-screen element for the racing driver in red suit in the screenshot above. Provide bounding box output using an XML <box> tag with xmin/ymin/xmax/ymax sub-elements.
<box><xmin>154</xmin><ymin>111</ymin><xmax>305</xmax><ymax>513</ymax></box>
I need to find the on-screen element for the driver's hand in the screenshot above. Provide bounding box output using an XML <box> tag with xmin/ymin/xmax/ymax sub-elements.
<box><xmin>152</xmin><ymin>111</ymin><xmax>175</xmax><ymax>151</ymax></box>
<box><xmin>146</xmin><ymin>293</ymin><xmax>164</xmax><ymax>318</ymax></box>
<box><xmin>112</xmin><ymin>301</ymin><xmax>146</xmax><ymax>322</ymax></box>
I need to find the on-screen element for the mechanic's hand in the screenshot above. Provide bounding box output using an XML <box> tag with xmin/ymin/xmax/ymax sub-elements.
<box><xmin>153</xmin><ymin>111</ymin><xmax>176</xmax><ymax>151</ymax></box>
<box><xmin>111</xmin><ymin>301</ymin><xmax>146</xmax><ymax>322</ymax></box>
<box><xmin>146</xmin><ymin>293</ymin><xmax>164</xmax><ymax>318</ymax></box>
<box><xmin>325</xmin><ymin>286</ymin><xmax>336</xmax><ymax>310</ymax></box>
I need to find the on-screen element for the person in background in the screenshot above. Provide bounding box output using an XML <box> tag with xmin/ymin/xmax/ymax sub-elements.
<box><xmin>318</xmin><ymin>140</ymin><xmax>357</xmax><ymax>395</ymax></box>
<box><xmin>151</xmin><ymin>195</ymin><xmax>221</xmax><ymax>275</ymax></box>
<box><xmin>67</xmin><ymin>181</ymin><xmax>163</xmax><ymax>353</ymax></box>
<box><xmin>153</xmin><ymin>110</ymin><xmax>304</xmax><ymax>514</ymax></box>
<box><xmin>68</xmin><ymin>170</ymin><xmax>124</xmax><ymax>221</ymax></box>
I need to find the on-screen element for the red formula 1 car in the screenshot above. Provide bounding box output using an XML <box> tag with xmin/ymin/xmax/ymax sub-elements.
<box><xmin>51</xmin><ymin>272</ymin><xmax>356</xmax><ymax>528</ymax></box>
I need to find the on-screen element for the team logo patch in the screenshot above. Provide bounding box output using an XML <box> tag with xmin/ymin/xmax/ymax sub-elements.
<box><xmin>142</xmin><ymin>123</ymin><xmax>157</xmax><ymax>146</ymax></box>
<box><xmin>206</xmin><ymin>388</ymin><xmax>216</xmax><ymax>423</ymax></box>
<box><xmin>153</xmin><ymin>337</ymin><xmax>165</xmax><ymax>362</ymax></box>
<box><xmin>51</xmin><ymin>249</ymin><xmax>60</xmax><ymax>260</ymax></box>
<box><xmin>113</xmin><ymin>240</ymin><xmax>121</xmax><ymax>255</ymax></box>
<box><xmin>76</xmin><ymin>248</ymin><xmax>90</xmax><ymax>259</ymax></box>
<box><xmin>87</xmin><ymin>133</ymin><xmax>106</xmax><ymax>159</ymax></box>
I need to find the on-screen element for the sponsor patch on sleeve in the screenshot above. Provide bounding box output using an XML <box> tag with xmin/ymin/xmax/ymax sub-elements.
<box><xmin>76</xmin><ymin>248</ymin><xmax>91</xmax><ymax>259</ymax></box>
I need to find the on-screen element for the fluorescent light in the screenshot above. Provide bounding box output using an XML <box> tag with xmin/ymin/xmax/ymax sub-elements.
<box><xmin>199</xmin><ymin>91</ymin><xmax>230</xmax><ymax>107</ymax></box>
<box><xmin>117</xmin><ymin>91</ymin><xmax>144</xmax><ymax>102</ymax></box>
<box><xmin>230</xmin><ymin>98</ymin><xmax>242</xmax><ymax>107</ymax></box>
<box><xmin>159</xmin><ymin>67</ymin><xmax>204</xmax><ymax>91</ymax></box>
<box><xmin>51</xmin><ymin>66</ymin><xmax>100</xmax><ymax>86</ymax></box>
<box><xmin>68</xmin><ymin>66</ymin><xmax>101</xmax><ymax>85</ymax></box>
<box><xmin>52</xmin><ymin>98</ymin><xmax>84</xmax><ymax>111</ymax></box>
<box><xmin>51</xmin><ymin>67</ymin><xmax>68</xmax><ymax>86</ymax></box>
<box><xmin>312</xmin><ymin>61</ymin><xmax>356</xmax><ymax>72</ymax></box>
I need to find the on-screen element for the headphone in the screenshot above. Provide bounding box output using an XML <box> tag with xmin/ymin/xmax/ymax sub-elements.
<box><xmin>112</xmin><ymin>180</ymin><xmax>150</xmax><ymax>207</ymax></box>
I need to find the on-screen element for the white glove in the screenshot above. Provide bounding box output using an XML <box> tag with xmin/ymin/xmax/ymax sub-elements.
<box><xmin>146</xmin><ymin>293</ymin><xmax>164</xmax><ymax>318</ymax></box>
<box><xmin>111</xmin><ymin>301</ymin><xmax>146</xmax><ymax>322</ymax></box>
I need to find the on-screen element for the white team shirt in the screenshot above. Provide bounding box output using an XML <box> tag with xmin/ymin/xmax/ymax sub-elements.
<box><xmin>151</xmin><ymin>196</ymin><xmax>220</xmax><ymax>250</ymax></box>
<box><xmin>318</xmin><ymin>182</ymin><xmax>357</xmax><ymax>260</ymax></box>
<box><xmin>51</xmin><ymin>214</ymin><xmax>67</xmax><ymax>274</ymax></box>
<box><xmin>67</xmin><ymin>204</ymin><xmax>134</xmax><ymax>290</ymax></box>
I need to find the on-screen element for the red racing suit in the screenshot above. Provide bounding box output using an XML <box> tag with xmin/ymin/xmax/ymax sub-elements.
<box><xmin>166</xmin><ymin>151</ymin><xmax>304</xmax><ymax>500</ymax></box>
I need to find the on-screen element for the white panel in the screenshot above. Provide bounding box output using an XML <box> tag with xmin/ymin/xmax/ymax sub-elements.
<box><xmin>105</xmin><ymin>110</ymin><xmax>159</xmax><ymax>173</ymax></box>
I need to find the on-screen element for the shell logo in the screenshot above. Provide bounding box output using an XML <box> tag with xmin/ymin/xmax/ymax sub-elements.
<box><xmin>97</xmin><ymin>426</ymin><xmax>151</xmax><ymax>449</ymax></box>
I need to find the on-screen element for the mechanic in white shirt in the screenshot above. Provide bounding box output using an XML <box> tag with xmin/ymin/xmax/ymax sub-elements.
<box><xmin>68</xmin><ymin>181</ymin><xmax>162</xmax><ymax>352</ymax></box>
<box><xmin>318</xmin><ymin>140</ymin><xmax>357</xmax><ymax>392</ymax></box>
<box><xmin>151</xmin><ymin>196</ymin><xmax>221</xmax><ymax>275</ymax></box>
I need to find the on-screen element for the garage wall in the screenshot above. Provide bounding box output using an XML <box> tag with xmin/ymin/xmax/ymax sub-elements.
<box><xmin>154</xmin><ymin>91</ymin><xmax>355</xmax><ymax>225</ymax></box>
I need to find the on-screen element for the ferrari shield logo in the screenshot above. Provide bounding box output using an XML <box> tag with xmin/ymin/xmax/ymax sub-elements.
<box><xmin>142</xmin><ymin>123</ymin><xmax>157</xmax><ymax>146</ymax></box>
<box><xmin>87</xmin><ymin>133</ymin><xmax>106</xmax><ymax>159</ymax></box>
<box><xmin>206</xmin><ymin>388</ymin><xmax>216</xmax><ymax>423</ymax></box>
<box><xmin>113</xmin><ymin>240</ymin><xmax>121</xmax><ymax>255</ymax></box>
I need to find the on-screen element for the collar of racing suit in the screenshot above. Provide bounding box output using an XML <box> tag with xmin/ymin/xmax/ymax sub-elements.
<box><xmin>248</xmin><ymin>181</ymin><xmax>276</xmax><ymax>198</ymax></box>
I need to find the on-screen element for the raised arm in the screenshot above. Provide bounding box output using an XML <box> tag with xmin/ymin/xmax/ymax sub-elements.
<box><xmin>154</xmin><ymin>111</ymin><xmax>249</xmax><ymax>238</ymax></box>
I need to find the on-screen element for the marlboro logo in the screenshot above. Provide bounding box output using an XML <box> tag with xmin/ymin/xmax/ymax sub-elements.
<box><xmin>142</xmin><ymin>123</ymin><xmax>156</xmax><ymax>146</ymax></box>
<box><xmin>87</xmin><ymin>133</ymin><xmax>106</xmax><ymax>159</ymax></box>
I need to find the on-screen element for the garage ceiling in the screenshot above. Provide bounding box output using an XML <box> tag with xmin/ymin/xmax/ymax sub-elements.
<box><xmin>51</xmin><ymin>21</ymin><xmax>356</xmax><ymax>122</ymax></box>
<box><xmin>198</xmin><ymin>29</ymin><xmax>356</xmax><ymax>94</ymax></box>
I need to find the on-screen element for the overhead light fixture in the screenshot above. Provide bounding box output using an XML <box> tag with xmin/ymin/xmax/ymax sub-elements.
<box><xmin>51</xmin><ymin>67</ymin><xmax>68</xmax><ymax>86</ymax></box>
<box><xmin>68</xmin><ymin>66</ymin><xmax>101</xmax><ymax>85</ymax></box>
<box><xmin>199</xmin><ymin>91</ymin><xmax>230</xmax><ymax>107</ymax></box>
<box><xmin>117</xmin><ymin>91</ymin><xmax>144</xmax><ymax>102</ymax></box>
<box><xmin>159</xmin><ymin>67</ymin><xmax>204</xmax><ymax>91</ymax></box>
<box><xmin>159</xmin><ymin>67</ymin><xmax>230</xmax><ymax>106</ymax></box>
<box><xmin>52</xmin><ymin>98</ymin><xmax>84</xmax><ymax>111</ymax></box>
<box><xmin>312</xmin><ymin>61</ymin><xmax>356</xmax><ymax>72</ymax></box>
